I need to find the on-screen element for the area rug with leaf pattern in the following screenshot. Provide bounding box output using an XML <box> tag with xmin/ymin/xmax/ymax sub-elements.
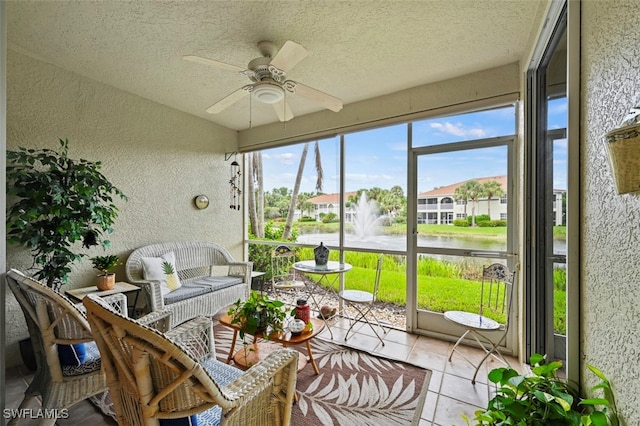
<box><xmin>213</xmin><ymin>324</ymin><xmax>431</xmax><ymax>426</ymax></box>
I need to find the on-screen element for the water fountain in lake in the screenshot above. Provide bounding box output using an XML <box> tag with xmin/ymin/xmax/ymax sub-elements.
<box><xmin>350</xmin><ymin>192</ymin><xmax>385</xmax><ymax>239</ymax></box>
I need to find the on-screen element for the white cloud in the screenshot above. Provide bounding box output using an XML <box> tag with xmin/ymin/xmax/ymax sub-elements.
<box><xmin>345</xmin><ymin>172</ymin><xmax>400</xmax><ymax>190</ymax></box>
<box><xmin>263</xmin><ymin>152</ymin><xmax>298</xmax><ymax>166</ymax></box>
<box><xmin>429</xmin><ymin>121</ymin><xmax>486</xmax><ymax>138</ymax></box>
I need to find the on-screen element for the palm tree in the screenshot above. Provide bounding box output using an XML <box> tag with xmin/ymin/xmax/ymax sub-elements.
<box><xmin>465</xmin><ymin>180</ymin><xmax>483</xmax><ymax>226</ymax></box>
<box><xmin>455</xmin><ymin>180</ymin><xmax>482</xmax><ymax>226</ymax></box>
<box><xmin>386</xmin><ymin>185</ymin><xmax>406</xmax><ymax>218</ymax></box>
<box><xmin>453</xmin><ymin>184</ymin><xmax>470</xmax><ymax>217</ymax></box>
<box><xmin>247</xmin><ymin>152</ymin><xmax>265</xmax><ymax>238</ymax></box>
<box><xmin>482</xmin><ymin>180</ymin><xmax>504</xmax><ymax>219</ymax></box>
<box><xmin>296</xmin><ymin>192</ymin><xmax>318</xmax><ymax>218</ymax></box>
<box><xmin>282</xmin><ymin>142</ymin><xmax>323</xmax><ymax>240</ymax></box>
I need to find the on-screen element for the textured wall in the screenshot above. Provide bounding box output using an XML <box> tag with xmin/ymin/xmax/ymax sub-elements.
<box><xmin>582</xmin><ymin>1</ymin><xmax>640</xmax><ymax>422</ymax></box>
<box><xmin>5</xmin><ymin>50</ymin><xmax>241</xmax><ymax>367</ymax></box>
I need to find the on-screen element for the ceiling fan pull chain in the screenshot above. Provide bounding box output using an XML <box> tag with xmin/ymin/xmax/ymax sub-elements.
<box><xmin>283</xmin><ymin>92</ymin><xmax>287</xmax><ymax>131</ymax></box>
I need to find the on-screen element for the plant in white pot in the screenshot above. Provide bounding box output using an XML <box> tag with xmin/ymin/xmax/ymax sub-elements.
<box><xmin>90</xmin><ymin>255</ymin><xmax>121</xmax><ymax>290</ymax></box>
<box><xmin>6</xmin><ymin>138</ymin><xmax>127</xmax><ymax>291</ymax></box>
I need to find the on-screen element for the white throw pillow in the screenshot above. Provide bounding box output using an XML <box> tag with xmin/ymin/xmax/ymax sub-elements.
<box><xmin>140</xmin><ymin>252</ymin><xmax>182</xmax><ymax>296</ymax></box>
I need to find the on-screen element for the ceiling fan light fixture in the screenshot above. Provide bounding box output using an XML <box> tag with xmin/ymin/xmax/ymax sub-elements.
<box><xmin>252</xmin><ymin>82</ymin><xmax>284</xmax><ymax>104</ymax></box>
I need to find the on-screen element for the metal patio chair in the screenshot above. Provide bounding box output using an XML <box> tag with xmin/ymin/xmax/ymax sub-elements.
<box><xmin>339</xmin><ymin>254</ymin><xmax>389</xmax><ymax>345</ymax></box>
<box><xmin>444</xmin><ymin>263</ymin><xmax>515</xmax><ymax>384</ymax></box>
<box><xmin>270</xmin><ymin>245</ymin><xmax>305</xmax><ymax>294</ymax></box>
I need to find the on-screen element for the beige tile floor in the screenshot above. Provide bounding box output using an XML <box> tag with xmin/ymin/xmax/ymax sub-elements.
<box><xmin>5</xmin><ymin>316</ymin><xmax>523</xmax><ymax>426</ymax></box>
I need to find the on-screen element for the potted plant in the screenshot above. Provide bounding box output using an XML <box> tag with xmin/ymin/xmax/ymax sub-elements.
<box><xmin>90</xmin><ymin>255</ymin><xmax>121</xmax><ymax>290</ymax></box>
<box><xmin>227</xmin><ymin>290</ymin><xmax>288</xmax><ymax>341</ymax></box>
<box><xmin>468</xmin><ymin>353</ymin><xmax>619</xmax><ymax>426</ymax></box>
<box><xmin>6</xmin><ymin>138</ymin><xmax>127</xmax><ymax>291</ymax></box>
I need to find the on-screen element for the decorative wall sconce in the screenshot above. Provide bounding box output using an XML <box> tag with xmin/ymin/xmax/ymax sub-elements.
<box><xmin>605</xmin><ymin>108</ymin><xmax>640</xmax><ymax>195</ymax></box>
<box><xmin>193</xmin><ymin>195</ymin><xmax>209</xmax><ymax>209</ymax></box>
<box><xmin>226</xmin><ymin>152</ymin><xmax>241</xmax><ymax>210</ymax></box>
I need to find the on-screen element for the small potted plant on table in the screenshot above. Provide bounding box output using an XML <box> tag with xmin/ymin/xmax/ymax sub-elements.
<box><xmin>228</xmin><ymin>290</ymin><xmax>288</xmax><ymax>341</ymax></box>
<box><xmin>90</xmin><ymin>255</ymin><xmax>121</xmax><ymax>291</ymax></box>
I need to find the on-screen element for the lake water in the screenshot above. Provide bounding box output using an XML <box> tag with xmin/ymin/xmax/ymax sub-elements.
<box><xmin>297</xmin><ymin>232</ymin><xmax>567</xmax><ymax>256</ymax></box>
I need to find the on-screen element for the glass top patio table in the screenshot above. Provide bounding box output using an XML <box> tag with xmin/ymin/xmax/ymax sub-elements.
<box><xmin>292</xmin><ymin>260</ymin><xmax>352</xmax><ymax>339</ymax></box>
<box><xmin>292</xmin><ymin>260</ymin><xmax>352</xmax><ymax>274</ymax></box>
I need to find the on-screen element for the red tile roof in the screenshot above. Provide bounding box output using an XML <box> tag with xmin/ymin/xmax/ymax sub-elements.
<box><xmin>308</xmin><ymin>192</ymin><xmax>357</xmax><ymax>204</ymax></box>
<box><xmin>419</xmin><ymin>175</ymin><xmax>507</xmax><ymax>197</ymax></box>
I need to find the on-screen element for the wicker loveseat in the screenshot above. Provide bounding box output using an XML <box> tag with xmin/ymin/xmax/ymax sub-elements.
<box><xmin>126</xmin><ymin>241</ymin><xmax>251</xmax><ymax>328</ymax></box>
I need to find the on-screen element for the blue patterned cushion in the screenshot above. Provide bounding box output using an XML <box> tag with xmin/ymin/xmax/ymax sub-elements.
<box><xmin>164</xmin><ymin>276</ymin><xmax>243</xmax><ymax>305</ymax></box>
<box><xmin>159</xmin><ymin>416</ymin><xmax>198</xmax><ymax>426</ymax></box>
<box><xmin>58</xmin><ymin>343</ymin><xmax>86</xmax><ymax>366</ymax></box>
<box><xmin>191</xmin><ymin>358</ymin><xmax>244</xmax><ymax>426</ymax></box>
<box><xmin>201</xmin><ymin>357</ymin><xmax>243</xmax><ymax>386</ymax></box>
<box><xmin>61</xmin><ymin>341</ymin><xmax>101</xmax><ymax>376</ymax></box>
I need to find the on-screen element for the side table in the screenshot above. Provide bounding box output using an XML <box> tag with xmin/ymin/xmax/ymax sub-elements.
<box><xmin>219</xmin><ymin>314</ymin><xmax>325</xmax><ymax>374</ymax></box>
<box><xmin>65</xmin><ymin>282</ymin><xmax>141</xmax><ymax>317</ymax></box>
<box><xmin>250</xmin><ymin>271</ymin><xmax>266</xmax><ymax>292</ymax></box>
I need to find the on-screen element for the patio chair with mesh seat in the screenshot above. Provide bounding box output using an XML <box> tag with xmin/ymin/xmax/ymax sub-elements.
<box><xmin>339</xmin><ymin>254</ymin><xmax>389</xmax><ymax>345</ymax></box>
<box><xmin>444</xmin><ymin>263</ymin><xmax>515</xmax><ymax>384</ymax></box>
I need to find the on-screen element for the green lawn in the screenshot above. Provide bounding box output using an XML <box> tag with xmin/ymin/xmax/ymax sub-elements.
<box><xmin>311</xmin><ymin>265</ymin><xmax>507</xmax><ymax>325</ymax></box>
<box><xmin>266</xmin><ymin>225</ymin><xmax>567</xmax><ymax>334</ymax></box>
<box><xmin>295</xmin><ymin>249</ymin><xmax>566</xmax><ymax>334</ymax></box>
<box><xmin>417</xmin><ymin>224</ymin><xmax>506</xmax><ymax>238</ymax></box>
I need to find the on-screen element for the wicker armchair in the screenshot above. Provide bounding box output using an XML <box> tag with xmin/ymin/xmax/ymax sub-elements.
<box><xmin>83</xmin><ymin>294</ymin><xmax>299</xmax><ymax>426</ymax></box>
<box><xmin>6</xmin><ymin>269</ymin><xmax>171</xmax><ymax>426</ymax></box>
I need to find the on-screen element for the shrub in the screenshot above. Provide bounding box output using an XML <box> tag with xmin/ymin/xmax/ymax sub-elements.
<box><xmin>393</xmin><ymin>216</ymin><xmax>407</xmax><ymax>224</ymax></box>
<box><xmin>380</xmin><ymin>216</ymin><xmax>394</xmax><ymax>226</ymax></box>
<box><xmin>298</xmin><ymin>216</ymin><xmax>316</xmax><ymax>222</ymax></box>
<box><xmin>453</xmin><ymin>219</ymin><xmax>470</xmax><ymax>227</ymax></box>
<box><xmin>250</xmin><ymin>221</ymin><xmax>299</xmax><ymax>281</ymax></box>
<box><xmin>554</xmin><ymin>267</ymin><xmax>567</xmax><ymax>291</ymax></box>
<box><xmin>247</xmin><ymin>243</ymin><xmax>273</xmax><ymax>280</ymax></box>
<box><xmin>468</xmin><ymin>214</ymin><xmax>490</xmax><ymax>225</ymax></box>
<box><xmin>322</xmin><ymin>212</ymin><xmax>338</xmax><ymax>223</ymax></box>
<box><xmin>477</xmin><ymin>220</ymin><xmax>507</xmax><ymax>227</ymax></box>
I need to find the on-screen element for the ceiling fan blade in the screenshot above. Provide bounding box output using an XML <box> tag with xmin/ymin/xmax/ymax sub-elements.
<box><xmin>206</xmin><ymin>87</ymin><xmax>250</xmax><ymax>114</ymax></box>
<box><xmin>270</xmin><ymin>40</ymin><xmax>309</xmax><ymax>73</ymax></box>
<box><xmin>183</xmin><ymin>55</ymin><xmax>246</xmax><ymax>73</ymax></box>
<box><xmin>272</xmin><ymin>99</ymin><xmax>294</xmax><ymax>122</ymax></box>
<box><xmin>290</xmin><ymin>81</ymin><xmax>343</xmax><ymax>112</ymax></box>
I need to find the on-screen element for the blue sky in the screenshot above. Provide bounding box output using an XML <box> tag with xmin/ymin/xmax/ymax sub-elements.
<box><xmin>260</xmin><ymin>100</ymin><xmax>568</xmax><ymax>195</ymax></box>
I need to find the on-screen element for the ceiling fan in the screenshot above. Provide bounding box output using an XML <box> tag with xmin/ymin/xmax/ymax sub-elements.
<box><xmin>183</xmin><ymin>40</ymin><xmax>343</xmax><ymax>122</ymax></box>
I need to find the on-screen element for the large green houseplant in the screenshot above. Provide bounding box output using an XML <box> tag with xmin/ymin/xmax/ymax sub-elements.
<box><xmin>469</xmin><ymin>353</ymin><xmax>619</xmax><ymax>426</ymax></box>
<box><xmin>6</xmin><ymin>138</ymin><xmax>127</xmax><ymax>291</ymax></box>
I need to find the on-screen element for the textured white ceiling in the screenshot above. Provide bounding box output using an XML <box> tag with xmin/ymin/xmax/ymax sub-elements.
<box><xmin>7</xmin><ymin>0</ymin><xmax>547</xmax><ymax>130</ymax></box>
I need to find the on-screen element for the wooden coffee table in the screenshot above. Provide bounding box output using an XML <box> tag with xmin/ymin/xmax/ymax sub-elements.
<box><xmin>219</xmin><ymin>314</ymin><xmax>325</xmax><ymax>374</ymax></box>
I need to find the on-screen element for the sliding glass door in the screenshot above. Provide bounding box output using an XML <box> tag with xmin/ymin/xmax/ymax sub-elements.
<box><xmin>525</xmin><ymin>3</ymin><xmax>570</xmax><ymax>367</ymax></box>
<box><xmin>408</xmin><ymin>107</ymin><xmax>518</xmax><ymax>352</ymax></box>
